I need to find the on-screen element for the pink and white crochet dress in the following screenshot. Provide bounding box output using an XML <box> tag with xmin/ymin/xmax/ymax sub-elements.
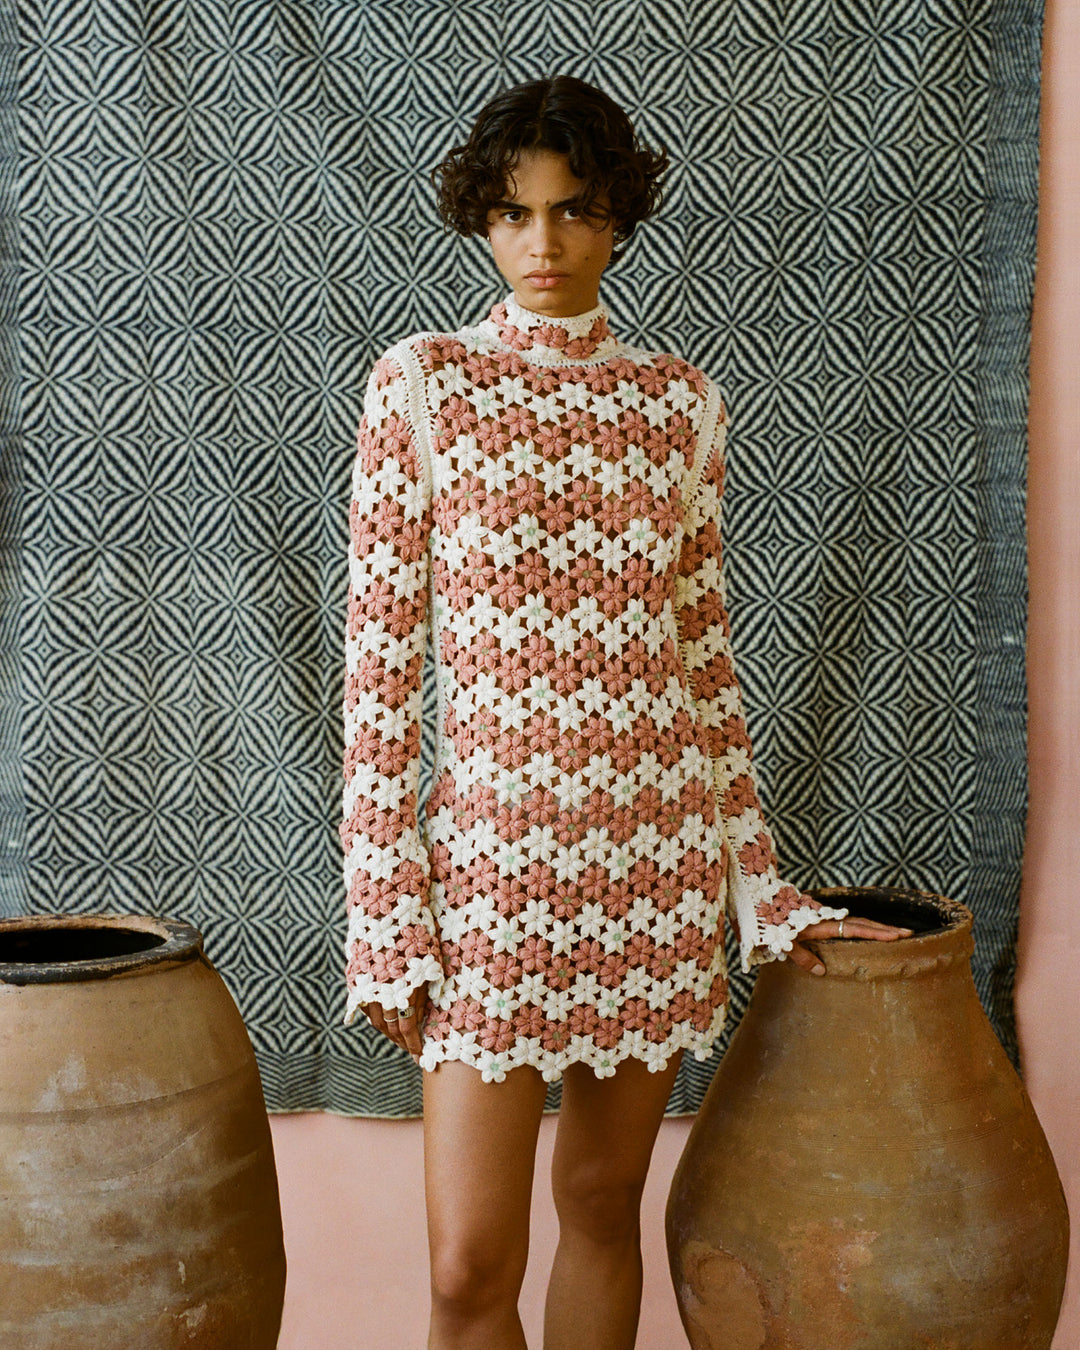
<box><xmin>341</xmin><ymin>296</ymin><xmax>843</xmax><ymax>1083</ymax></box>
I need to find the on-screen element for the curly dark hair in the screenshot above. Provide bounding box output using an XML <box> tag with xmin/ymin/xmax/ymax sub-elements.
<box><xmin>433</xmin><ymin>76</ymin><xmax>669</xmax><ymax>263</ymax></box>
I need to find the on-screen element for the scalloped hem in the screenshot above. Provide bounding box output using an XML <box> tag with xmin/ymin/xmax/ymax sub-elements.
<box><xmin>414</xmin><ymin>1006</ymin><xmax>730</xmax><ymax>1085</ymax></box>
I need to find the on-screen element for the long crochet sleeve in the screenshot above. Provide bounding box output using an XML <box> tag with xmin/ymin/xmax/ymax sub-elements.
<box><xmin>341</xmin><ymin>354</ymin><xmax>443</xmax><ymax>1021</ymax></box>
<box><xmin>676</xmin><ymin>414</ymin><xmax>846</xmax><ymax>971</ymax></box>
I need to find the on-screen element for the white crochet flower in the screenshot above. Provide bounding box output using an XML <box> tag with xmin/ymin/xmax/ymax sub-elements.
<box><xmin>615</xmin><ymin>378</ymin><xmax>643</xmax><ymax>407</ymax></box>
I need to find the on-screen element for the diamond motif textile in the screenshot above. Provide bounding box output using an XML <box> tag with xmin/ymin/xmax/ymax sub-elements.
<box><xmin>0</xmin><ymin>0</ymin><xmax>1040</xmax><ymax>1114</ymax></box>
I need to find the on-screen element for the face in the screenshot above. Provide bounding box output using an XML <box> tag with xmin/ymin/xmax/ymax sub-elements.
<box><xmin>485</xmin><ymin>149</ymin><xmax>615</xmax><ymax>318</ymax></box>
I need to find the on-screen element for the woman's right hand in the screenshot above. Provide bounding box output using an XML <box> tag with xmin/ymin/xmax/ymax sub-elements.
<box><xmin>361</xmin><ymin>985</ymin><xmax>428</xmax><ymax>1060</ymax></box>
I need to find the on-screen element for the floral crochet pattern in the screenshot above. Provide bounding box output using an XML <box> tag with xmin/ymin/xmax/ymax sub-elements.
<box><xmin>342</xmin><ymin>296</ymin><xmax>845</xmax><ymax>1082</ymax></box>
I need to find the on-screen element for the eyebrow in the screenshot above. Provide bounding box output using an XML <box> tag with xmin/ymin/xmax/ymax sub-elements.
<box><xmin>490</xmin><ymin>195</ymin><xmax>585</xmax><ymax>212</ymax></box>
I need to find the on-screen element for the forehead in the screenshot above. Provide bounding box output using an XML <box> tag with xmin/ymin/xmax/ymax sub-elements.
<box><xmin>504</xmin><ymin>149</ymin><xmax>586</xmax><ymax>203</ymax></box>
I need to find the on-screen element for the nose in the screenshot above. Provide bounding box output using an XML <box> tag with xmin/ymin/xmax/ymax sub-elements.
<box><xmin>528</xmin><ymin>213</ymin><xmax>561</xmax><ymax>259</ymax></box>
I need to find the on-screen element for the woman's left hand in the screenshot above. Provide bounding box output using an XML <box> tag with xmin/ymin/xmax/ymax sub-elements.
<box><xmin>788</xmin><ymin>915</ymin><xmax>913</xmax><ymax>977</ymax></box>
<box><xmin>360</xmin><ymin>984</ymin><xmax>429</xmax><ymax>1059</ymax></box>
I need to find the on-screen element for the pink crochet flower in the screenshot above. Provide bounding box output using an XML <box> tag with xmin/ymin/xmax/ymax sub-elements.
<box><xmin>577</xmin><ymin>864</ymin><xmax>609</xmax><ymax>906</ymax></box>
<box><xmin>598</xmin><ymin>952</ymin><xmax>630</xmax><ymax>988</ymax></box>
<box><xmin>522</xmin><ymin>861</ymin><xmax>557</xmax><ymax>900</ymax></box>
<box><xmin>621</xmin><ymin>997</ymin><xmax>650</xmax><ymax>1031</ymax></box>
<box><xmin>540</xmin><ymin>496</ymin><xmax>575</xmax><ymax>534</ymax></box>
<box><xmin>458</xmin><ymin>930</ymin><xmax>494</xmax><ymax>967</ymax></box>
<box><xmin>514</xmin><ymin>1004</ymin><xmax>547</xmax><ymax>1039</ymax></box>
<box><xmin>519</xmin><ymin>936</ymin><xmax>551</xmax><ymax>975</ymax></box>
<box><xmin>546</xmin><ymin>573</ymin><xmax>578</xmax><ymax>614</ymax></box>
<box><xmin>541</xmin><ymin>1022</ymin><xmax>572</xmax><ymax>1054</ymax></box>
<box><xmin>626</xmin><ymin>934</ymin><xmax>654</xmax><ymax>969</ymax></box>
<box><xmin>592</xmin><ymin>1018</ymin><xmax>622</xmax><ymax>1050</ymax></box>
<box><xmin>487</xmin><ymin>953</ymin><xmax>523</xmax><ymax>989</ymax></box>
<box><xmin>739</xmin><ymin>833</ymin><xmax>777</xmax><ymax>877</ymax></box>
<box><xmin>568</xmin><ymin>1003</ymin><xmax>600</xmax><ymax>1036</ymax></box>
<box><xmin>512</xmin><ymin>476</ymin><xmax>546</xmax><ymax>515</ymax></box>
<box><xmin>604</xmin><ymin>880</ymin><xmax>632</xmax><ymax>915</ymax></box>
<box><xmin>545</xmin><ymin>956</ymin><xmax>575</xmax><ymax>991</ymax></box>
<box><xmin>757</xmin><ymin>885</ymin><xmax>809</xmax><ymax>925</ymax></box>
<box><xmin>668</xmin><ymin>990</ymin><xmax>699</xmax><ymax>1026</ymax></box>
<box><xmin>723</xmin><ymin>774</ymin><xmax>761</xmax><ymax>816</ymax></box>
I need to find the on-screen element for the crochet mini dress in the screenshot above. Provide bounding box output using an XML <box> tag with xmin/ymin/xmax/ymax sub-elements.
<box><xmin>341</xmin><ymin>296</ymin><xmax>843</xmax><ymax>1083</ymax></box>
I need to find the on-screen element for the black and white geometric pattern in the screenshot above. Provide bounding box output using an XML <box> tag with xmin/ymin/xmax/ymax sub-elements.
<box><xmin>0</xmin><ymin>0</ymin><xmax>1041</xmax><ymax>1115</ymax></box>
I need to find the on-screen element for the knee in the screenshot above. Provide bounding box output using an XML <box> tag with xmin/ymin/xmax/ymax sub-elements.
<box><xmin>429</xmin><ymin>1237</ymin><xmax>527</xmax><ymax>1319</ymax></box>
<box><xmin>552</xmin><ymin>1166</ymin><xmax>645</xmax><ymax>1248</ymax></box>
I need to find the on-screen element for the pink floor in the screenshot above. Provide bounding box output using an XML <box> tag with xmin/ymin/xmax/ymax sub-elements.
<box><xmin>270</xmin><ymin>5</ymin><xmax>1080</xmax><ymax>1344</ymax></box>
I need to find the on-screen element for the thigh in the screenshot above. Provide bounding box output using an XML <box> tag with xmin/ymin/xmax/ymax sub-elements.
<box><xmin>423</xmin><ymin>1060</ymin><xmax>549</xmax><ymax>1258</ymax></box>
<box><xmin>551</xmin><ymin>1053</ymin><xmax>683</xmax><ymax>1209</ymax></box>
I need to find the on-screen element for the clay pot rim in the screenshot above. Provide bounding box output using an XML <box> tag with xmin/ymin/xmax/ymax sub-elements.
<box><xmin>0</xmin><ymin>913</ymin><xmax>203</xmax><ymax>985</ymax></box>
<box><xmin>803</xmin><ymin>885</ymin><xmax>974</xmax><ymax>979</ymax></box>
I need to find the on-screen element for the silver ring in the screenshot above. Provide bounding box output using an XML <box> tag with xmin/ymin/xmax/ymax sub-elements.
<box><xmin>399</xmin><ymin>1008</ymin><xmax>416</xmax><ymax>1019</ymax></box>
<box><xmin>383</xmin><ymin>1015</ymin><xmax>399</xmax><ymax>1024</ymax></box>
<box><xmin>838</xmin><ymin>920</ymin><xmax>845</xmax><ymax>938</ymax></box>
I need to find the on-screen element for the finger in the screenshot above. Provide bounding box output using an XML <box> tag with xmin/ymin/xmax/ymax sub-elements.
<box><xmin>399</xmin><ymin>1006</ymin><xmax>424</xmax><ymax>1057</ymax></box>
<box><xmin>800</xmin><ymin>918</ymin><xmax>913</xmax><ymax>943</ymax></box>
<box><xmin>839</xmin><ymin>918</ymin><xmax>914</xmax><ymax>942</ymax></box>
<box><xmin>385</xmin><ymin>1008</ymin><xmax>415</xmax><ymax>1054</ymax></box>
<box><xmin>405</xmin><ymin>986</ymin><xmax>430</xmax><ymax>1056</ymax></box>
<box><xmin>364</xmin><ymin>1003</ymin><xmax>408</xmax><ymax>1051</ymax></box>
<box><xmin>361</xmin><ymin>1003</ymin><xmax>389</xmax><ymax>1035</ymax></box>
<box><xmin>362</xmin><ymin>996</ymin><xmax>426</xmax><ymax>1055</ymax></box>
<box><xmin>787</xmin><ymin>941</ymin><xmax>826</xmax><ymax>977</ymax></box>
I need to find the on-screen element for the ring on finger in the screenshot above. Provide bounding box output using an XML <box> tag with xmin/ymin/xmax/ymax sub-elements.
<box><xmin>838</xmin><ymin>919</ymin><xmax>845</xmax><ymax>938</ymax></box>
<box><xmin>384</xmin><ymin>1015</ymin><xmax>399</xmax><ymax>1024</ymax></box>
<box><xmin>399</xmin><ymin>1009</ymin><xmax>415</xmax><ymax>1019</ymax></box>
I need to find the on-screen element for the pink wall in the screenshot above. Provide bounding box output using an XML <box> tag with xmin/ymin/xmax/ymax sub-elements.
<box><xmin>270</xmin><ymin>6</ymin><xmax>1080</xmax><ymax>1342</ymax></box>
<box><xmin>270</xmin><ymin>1110</ymin><xmax>692</xmax><ymax>1348</ymax></box>
<box><xmin>1015</xmin><ymin>0</ymin><xmax>1080</xmax><ymax>1344</ymax></box>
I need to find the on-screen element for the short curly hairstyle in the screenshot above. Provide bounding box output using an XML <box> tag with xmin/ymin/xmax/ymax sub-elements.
<box><xmin>433</xmin><ymin>76</ymin><xmax>669</xmax><ymax>263</ymax></box>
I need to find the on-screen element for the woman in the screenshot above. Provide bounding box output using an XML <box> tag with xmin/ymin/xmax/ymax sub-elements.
<box><xmin>341</xmin><ymin>75</ymin><xmax>907</xmax><ymax>1350</ymax></box>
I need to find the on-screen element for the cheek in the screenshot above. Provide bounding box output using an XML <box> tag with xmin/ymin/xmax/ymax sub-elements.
<box><xmin>487</xmin><ymin>228</ymin><xmax>514</xmax><ymax>259</ymax></box>
<box><xmin>587</xmin><ymin>235</ymin><xmax>614</xmax><ymax>267</ymax></box>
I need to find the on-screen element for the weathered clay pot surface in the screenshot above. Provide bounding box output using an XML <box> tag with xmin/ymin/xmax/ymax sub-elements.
<box><xmin>0</xmin><ymin>914</ymin><xmax>286</xmax><ymax>1349</ymax></box>
<box><xmin>667</xmin><ymin>887</ymin><xmax>1069</xmax><ymax>1350</ymax></box>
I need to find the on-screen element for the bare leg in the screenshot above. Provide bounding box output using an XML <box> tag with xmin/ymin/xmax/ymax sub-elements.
<box><xmin>543</xmin><ymin>1052</ymin><xmax>682</xmax><ymax>1350</ymax></box>
<box><xmin>424</xmin><ymin>1060</ymin><xmax>548</xmax><ymax>1350</ymax></box>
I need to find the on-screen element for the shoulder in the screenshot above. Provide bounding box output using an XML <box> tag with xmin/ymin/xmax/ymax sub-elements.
<box><xmin>608</xmin><ymin>345</ymin><xmax>726</xmax><ymax>416</ymax></box>
<box><xmin>361</xmin><ymin>330</ymin><xmax>455</xmax><ymax>417</ymax></box>
<box><xmin>367</xmin><ymin>331</ymin><xmax>446</xmax><ymax>383</ymax></box>
<box><xmin>610</xmin><ymin>346</ymin><xmax>729</xmax><ymax>472</ymax></box>
<box><xmin>611</xmin><ymin>348</ymin><xmax>729</xmax><ymax>501</ymax></box>
<box><xmin>392</xmin><ymin>315</ymin><xmax>503</xmax><ymax>367</ymax></box>
<box><xmin>366</xmin><ymin>324</ymin><xmax>498</xmax><ymax>389</ymax></box>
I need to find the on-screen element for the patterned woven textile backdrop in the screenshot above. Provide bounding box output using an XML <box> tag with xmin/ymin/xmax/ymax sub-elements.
<box><xmin>0</xmin><ymin>0</ymin><xmax>1041</xmax><ymax>1116</ymax></box>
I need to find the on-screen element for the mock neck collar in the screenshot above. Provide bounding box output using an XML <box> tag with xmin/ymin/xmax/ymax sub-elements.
<box><xmin>488</xmin><ymin>295</ymin><xmax>616</xmax><ymax>362</ymax></box>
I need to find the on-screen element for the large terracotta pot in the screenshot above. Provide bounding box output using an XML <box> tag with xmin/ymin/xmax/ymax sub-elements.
<box><xmin>667</xmin><ymin>887</ymin><xmax>1069</xmax><ymax>1350</ymax></box>
<box><xmin>0</xmin><ymin>914</ymin><xmax>286</xmax><ymax>1349</ymax></box>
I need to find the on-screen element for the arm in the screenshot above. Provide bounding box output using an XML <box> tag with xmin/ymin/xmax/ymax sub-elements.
<box><xmin>676</xmin><ymin>412</ymin><xmax>847</xmax><ymax>973</ymax></box>
<box><xmin>341</xmin><ymin>354</ymin><xmax>443</xmax><ymax>1023</ymax></box>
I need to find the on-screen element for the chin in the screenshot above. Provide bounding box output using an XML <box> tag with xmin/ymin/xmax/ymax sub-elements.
<box><xmin>516</xmin><ymin>289</ymin><xmax>588</xmax><ymax>318</ymax></box>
